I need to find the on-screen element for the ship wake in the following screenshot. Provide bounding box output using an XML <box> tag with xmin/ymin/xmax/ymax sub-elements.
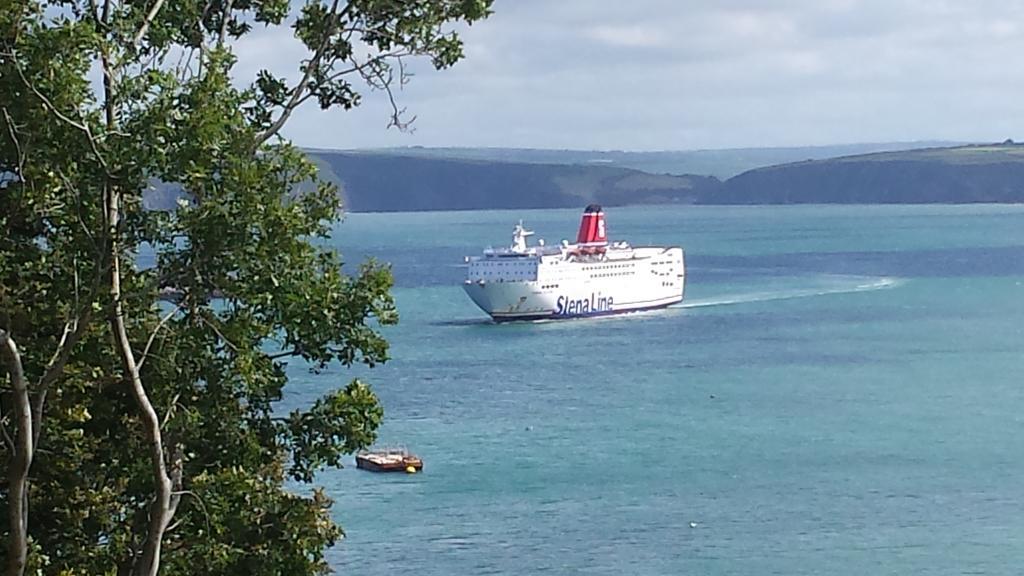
<box><xmin>438</xmin><ymin>275</ymin><xmax>903</xmax><ymax>326</ymax></box>
<box><xmin>674</xmin><ymin>275</ymin><xmax>903</xmax><ymax>310</ymax></box>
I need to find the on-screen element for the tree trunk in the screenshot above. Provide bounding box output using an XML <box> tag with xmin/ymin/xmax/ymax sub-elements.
<box><xmin>1</xmin><ymin>330</ymin><xmax>32</xmax><ymax>576</ymax></box>
<box><xmin>105</xmin><ymin>186</ymin><xmax>177</xmax><ymax>576</ymax></box>
<box><xmin>98</xmin><ymin>21</ymin><xmax>178</xmax><ymax>571</ymax></box>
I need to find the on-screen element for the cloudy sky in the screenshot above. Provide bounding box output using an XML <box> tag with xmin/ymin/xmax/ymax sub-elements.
<box><xmin>249</xmin><ymin>0</ymin><xmax>1024</xmax><ymax>151</ymax></box>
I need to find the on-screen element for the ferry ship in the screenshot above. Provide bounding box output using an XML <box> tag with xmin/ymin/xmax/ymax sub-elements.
<box><xmin>463</xmin><ymin>205</ymin><xmax>685</xmax><ymax>321</ymax></box>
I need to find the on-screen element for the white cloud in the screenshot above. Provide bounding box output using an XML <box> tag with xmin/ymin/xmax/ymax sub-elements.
<box><xmin>260</xmin><ymin>0</ymin><xmax>1024</xmax><ymax>150</ymax></box>
<box><xmin>585</xmin><ymin>24</ymin><xmax>669</xmax><ymax>48</ymax></box>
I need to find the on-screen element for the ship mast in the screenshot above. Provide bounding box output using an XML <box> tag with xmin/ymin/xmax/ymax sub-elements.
<box><xmin>511</xmin><ymin>220</ymin><xmax>534</xmax><ymax>253</ymax></box>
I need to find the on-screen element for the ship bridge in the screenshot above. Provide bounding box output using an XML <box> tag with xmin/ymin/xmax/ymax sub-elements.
<box><xmin>465</xmin><ymin>221</ymin><xmax>547</xmax><ymax>284</ymax></box>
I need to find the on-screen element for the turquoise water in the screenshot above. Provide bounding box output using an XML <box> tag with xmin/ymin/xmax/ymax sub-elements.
<box><xmin>284</xmin><ymin>205</ymin><xmax>1024</xmax><ymax>575</ymax></box>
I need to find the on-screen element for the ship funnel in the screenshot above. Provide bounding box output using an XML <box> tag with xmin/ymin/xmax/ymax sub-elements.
<box><xmin>575</xmin><ymin>204</ymin><xmax>608</xmax><ymax>248</ymax></box>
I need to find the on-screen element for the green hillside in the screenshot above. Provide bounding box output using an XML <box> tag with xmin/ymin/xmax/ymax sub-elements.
<box><xmin>710</xmin><ymin>143</ymin><xmax>1024</xmax><ymax>204</ymax></box>
<box><xmin>326</xmin><ymin>141</ymin><xmax>957</xmax><ymax>179</ymax></box>
<box><xmin>144</xmin><ymin>143</ymin><xmax>1024</xmax><ymax>211</ymax></box>
<box><xmin>310</xmin><ymin>151</ymin><xmax>719</xmax><ymax>212</ymax></box>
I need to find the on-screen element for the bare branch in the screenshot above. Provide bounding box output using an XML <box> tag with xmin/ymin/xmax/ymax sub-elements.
<box><xmin>137</xmin><ymin>302</ymin><xmax>183</xmax><ymax>372</ymax></box>
<box><xmin>166</xmin><ymin>489</ymin><xmax>211</xmax><ymax>536</ymax></box>
<box><xmin>198</xmin><ymin>312</ymin><xmax>238</xmax><ymax>352</ymax></box>
<box><xmin>160</xmin><ymin>393</ymin><xmax>180</xmax><ymax>430</ymax></box>
<box><xmin>137</xmin><ymin>45</ymin><xmax>167</xmax><ymax>78</ymax></box>
<box><xmin>133</xmin><ymin>0</ymin><xmax>168</xmax><ymax>46</ymax></box>
<box><xmin>2</xmin><ymin>107</ymin><xmax>27</xmax><ymax>183</ymax></box>
<box><xmin>218</xmin><ymin>0</ymin><xmax>234</xmax><ymax>47</ymax></box>
<box><xmin>351</xmin><ymin>51</ymin><xmax>417</xmax><ymax>131</ymax></box>
<box><xmin>377</xmin><ymin>56</ymin><xmax>416</xmax><ymax>131</ymax></box>
<box><xmin>168</xmin><ymin>444</ymin><xmax>183</xmax><ymax>514</ymax></box>
<box><xmin>265</xmin><ymin>348</ymin><xmax>301</xmax><ymax>360</ymax></box>
<box><xmin>255</xmin><ymin>47</ymin><xmax>415</xmax><ymax>135</ymax></box>
<box><xmin>0</xmin><ymin>407</ymin><xmax>14</xmax><ymax>452</ymax></box>
<box><xmin>44</xmin><ymin>324</ymin><xmax>75</xmax><ymax>380</ymax></box>
<box><xmin>330</xmin><ymin>47</ymin><xmax>411</xmax><ymax>82</ymax></box>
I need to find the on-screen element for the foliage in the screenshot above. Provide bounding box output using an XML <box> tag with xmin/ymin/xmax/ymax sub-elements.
<box><xmin>0</xmin><ymin>0</ymin><xmax>491</xmax><ymax>574</ymax></box>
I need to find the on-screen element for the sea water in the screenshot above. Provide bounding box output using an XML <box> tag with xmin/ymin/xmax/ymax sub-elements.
<box><xmin>281</xmin><ymin>205</ymin><xmax>1024</xmax><ymax>575</ymax></box>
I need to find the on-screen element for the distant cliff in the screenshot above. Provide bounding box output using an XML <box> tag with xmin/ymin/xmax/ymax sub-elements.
<box><xmin>144</xmin><ymin>143</ymin><xmax>1024</xmax><ymax>211</ymax></box>
<box><xmin>708</xmin><ymin>144</ymin><xmax>1024</xmax><ymax>204</ymax></box>
<box><xmin>323</xmin><ymin>144</ymin><xmax>1024</xmax><ymax>209</ymax></box>
<box><xmin>313</xmin><ymin>152</ymin><xmax>720</xmax><ymax>212</ymax></box>
<box><xmin>344</xmin><ymin>141</ymin><xmax>955</xmax><ymax>180</ymax></box>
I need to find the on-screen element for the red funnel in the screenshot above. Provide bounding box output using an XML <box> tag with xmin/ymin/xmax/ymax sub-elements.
<box><xmin>576</xmin><ymin>204</ymin><xmax>608</xmax><ymax>247</ymax></box>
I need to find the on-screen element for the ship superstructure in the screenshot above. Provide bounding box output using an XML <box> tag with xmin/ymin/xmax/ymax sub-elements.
<box><xmin>463</xmin><ymin>205</ymin><xmax>685</xmax><ymax>321</ymax></box>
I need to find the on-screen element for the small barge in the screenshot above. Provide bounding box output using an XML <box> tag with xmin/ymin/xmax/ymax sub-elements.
<box><xmin>355</xmin><ymin>447</ymin><xmax>423</xmax><ymax>474</ymax></box>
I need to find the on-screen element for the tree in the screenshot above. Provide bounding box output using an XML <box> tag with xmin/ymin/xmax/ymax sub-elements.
<box><xmin>0</xmin><ymin>1</ymin><xmax>492</xmax><ymax>574</ymax></box>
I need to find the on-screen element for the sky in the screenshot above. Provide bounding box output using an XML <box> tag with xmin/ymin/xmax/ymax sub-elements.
<box><xmin>240</xmin><ymin>0</ymin><xmax>1024</xmax><ymax>151</ymax></box>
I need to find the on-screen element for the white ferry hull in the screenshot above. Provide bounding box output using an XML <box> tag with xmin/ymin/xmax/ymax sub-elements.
<box><xmin>463</xmin><ymin>282</ymin><xmax>684</xmax><ymax>322</ymax></box>
<box><xmin>463</xmin><ymin>245</ymin><xmax>685</xmax><ymax>322</ymax></box>
<box><xmin>462</xmin><ymin>207</ymin><xmax>685</xmax><ymax>322</ymax></box>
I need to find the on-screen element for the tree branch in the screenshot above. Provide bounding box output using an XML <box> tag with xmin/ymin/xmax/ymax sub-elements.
<box><xmin>265</xmin><ymin>348</ymin><xmax>301</xmax><ymax>361</ymax></box>
<box><xmin>160</xmin><ymin>393</ymin><xmax>180</xmax><ymax>430</ymax></box>
<box><xmin>2</xmin><ymin>107</ymin><xmax>27</xmax><ymax>184</ymax></box>
<box><xmin>56</xmin><ymin>169</ymin><xmax>100</xmax><ymax>253</ymax></box>
<box><xmin>1</xmin><ymin>329</ymin><xmax>33</xmax><ymax>576</ymax></box>
<box><xmin>330</xmin><ymin>48</ymin><xmax>417</xmax><ymax>130</ymax></box>
<box><xmin>0</xmin><ymin>404</ymin><xmax>15</xmax><ymax>452</ymax></box>
<box><xmin>166</xmin><ymin>489</ymin><xmax>211</xmax><ymax>535</ymax></box>
<box><xmin>218</xmin><ymin>0</ymin><xmax>234</xmax><ymax>47</ymax></box>
<box><xmin>133</xmin><ymin>0</ymin><xmax>168</xmax><ymax>46</ymax></box>
<box><xmin>33</xmin><ymin>245</ymin><xmax>106</xmax><ymax>448</ymax></box>
<box><xmin>253</xmin><ymin>0</ymin><xmax>351</xmax><ymax>146</ymax></box>
<box><xmin>5</xmin><ymin>49</ymin><xmax>113</xmax><ymax>175</ymax></box>
<box><xmin>6</xmin><ymin>53</ymin><xmax>88</xmax><ymax>134</ymax></box>
<box><xmin>198</xmin><ymin>311</ymin><xmax>238</xmax><ymax>352</ymax></box>
<box><xmin>137</xmin><ymin>302</ymin><xmax>183</xmax><ymax>372</ymax></box>
<box><xmin>366</xmin><ymin>54</ymin><xmax>415</xmax><ymax>131</ymax></box>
